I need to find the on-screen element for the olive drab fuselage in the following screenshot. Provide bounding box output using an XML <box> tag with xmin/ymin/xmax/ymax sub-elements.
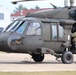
<box><xmin>0</xmin><ymin>17</ymin><xmax>76</xmax><ymax>54</ymax></box>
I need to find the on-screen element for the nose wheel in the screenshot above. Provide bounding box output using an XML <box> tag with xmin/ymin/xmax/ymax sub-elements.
<box><xmin>32</xmin><ymin>54</ymin><xmax>44</xmax><ymax>62</ymax></box>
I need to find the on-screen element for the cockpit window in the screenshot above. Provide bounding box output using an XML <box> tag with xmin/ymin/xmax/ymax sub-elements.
<box><xmin>26</xmin><ymin>23</ymin><xmax>41</xmax><ymax>35</ymax></box>
<box><xmin>16</xmin><ymin>21</ymin><xmax>28</xmax><ymax>34</ymax></box>
<box><xmin>10</xmin><ymin>21</ymin><xmax>23</xmax><ymax>32</ymax></box>
<box><xmin>4</xmin><ymin>20</ymin><xmax>29</xmax><ymax>34</ymax></box>
<box><xmin>5</xmin><ymin>21</ymin><xmax>19</xmax><ymax>32</ymax></box>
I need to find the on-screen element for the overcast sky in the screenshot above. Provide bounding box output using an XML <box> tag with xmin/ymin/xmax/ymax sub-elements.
<box><xmin>0</xmin><ymin>0</ymin><xmax>76</xmax><ymax>13</ymax></box>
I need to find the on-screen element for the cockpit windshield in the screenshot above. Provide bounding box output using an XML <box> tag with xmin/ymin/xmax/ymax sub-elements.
<box><xmin>4</xmin><ymin>20</ymin><xmax>29</xmax><ymax>34</ymax></box>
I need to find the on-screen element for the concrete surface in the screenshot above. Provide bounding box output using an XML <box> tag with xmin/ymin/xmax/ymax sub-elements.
<box><xmin>0</xmin><ymin>53</ymin><xmax>76</xmax><ymax>72</ymax></box>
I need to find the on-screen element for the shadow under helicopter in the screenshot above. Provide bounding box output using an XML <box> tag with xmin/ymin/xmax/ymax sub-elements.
<box><xmin>0</xmin><ymin>61</ymin><xmax>75</xmax><ymax>64</ymax></box>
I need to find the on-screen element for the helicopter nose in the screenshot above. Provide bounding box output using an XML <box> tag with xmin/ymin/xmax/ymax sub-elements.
<box><xmin>0</xmin><ymin>33</ymin><xmax>10</xmax><ymax>51</ymax></box>
<box><xmin>0</xmin><ymin>33</ymin><xmax>23</xmax><ymax>51</ymax></box>
<box><xmin>7</xmin><ymin>36</ymin><xmax>23</xmax><ymax>50</ymax></box>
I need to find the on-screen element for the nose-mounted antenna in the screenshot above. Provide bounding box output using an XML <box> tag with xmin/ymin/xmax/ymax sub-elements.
<box><xmin>49</xmin><ymin>3</ymin><xmax>57</xmax><ymax>9</ymax></box>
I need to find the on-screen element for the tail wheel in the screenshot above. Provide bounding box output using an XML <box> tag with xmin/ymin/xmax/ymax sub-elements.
<box><xmin>32</xmin><ymin>54</ymin><xmax>44</xmax><ymax>62</ymax></box>
<box><xmin>61</xmin><ymin>51</ymin><xmax>74</xmax><ymax>64</ymax></box>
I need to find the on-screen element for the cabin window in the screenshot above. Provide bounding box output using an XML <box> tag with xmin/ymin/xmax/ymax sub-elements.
<box><xmin>26</xmin><ymin>23</ymin><xmax>41</xmax><ymax>35</ymax></box>
<box><xmin>58</xmin><ymin>25</ymin><xmax>64</xmax><ymax>39</ymax></box>
<box><xmin>52</xmin><ymin>24</ymin><xmax>57</xmax><ymax>40</ymax></box>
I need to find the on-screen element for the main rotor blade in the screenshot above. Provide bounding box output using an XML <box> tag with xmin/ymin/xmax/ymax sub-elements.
<box><xmin>12</xmin><ymin>0</ymin><xmax>45</xmax><ymax>4</ymax></box>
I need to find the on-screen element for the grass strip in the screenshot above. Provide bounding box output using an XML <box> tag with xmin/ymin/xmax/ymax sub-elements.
<box><xmin>0</xmin><ymin>71</ymin><xmax>76</xmax><ymax>75</ymax></box>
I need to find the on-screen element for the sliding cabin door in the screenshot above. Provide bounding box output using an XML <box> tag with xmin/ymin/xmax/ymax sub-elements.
<box><xmin>42</xmin><ymin>22</ymin><xmax>64</xmax><ymax>52</ymax></box>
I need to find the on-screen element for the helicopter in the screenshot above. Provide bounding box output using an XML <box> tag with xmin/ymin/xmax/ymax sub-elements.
<box><xmin>0</xmin><ymin>0</ymin><xmax>76</xmax><ymax>64</ymax></box>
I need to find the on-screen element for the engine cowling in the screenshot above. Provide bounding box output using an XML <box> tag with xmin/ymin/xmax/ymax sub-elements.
<box><xmin>69</xmin><ymin>9</ymin><xmax>76</xmax><ymax>20</ymax></box>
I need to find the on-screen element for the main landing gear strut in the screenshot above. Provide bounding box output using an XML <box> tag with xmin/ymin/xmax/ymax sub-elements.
<box><xmin>31</xmin><ymin>48</ymin><xmax>74</xmax><ymax>64</ymax></box>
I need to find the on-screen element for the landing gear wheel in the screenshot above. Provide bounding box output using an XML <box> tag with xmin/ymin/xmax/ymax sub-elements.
<box><xmin>32</xmin><ymin>54</ymin><xmax>44</xmax><ymax>62</ymax></box>
<box><xmin>61</xmin><ymin>51</ymin><xmax>74</xmax><ymax>64</ymax></box>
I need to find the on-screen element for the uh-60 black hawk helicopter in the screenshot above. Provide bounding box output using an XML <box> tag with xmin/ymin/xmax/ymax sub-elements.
<box><xmin>0</xmin><ymin>0</ymin><xmax>76</xmax><ymax>64</ymax></box>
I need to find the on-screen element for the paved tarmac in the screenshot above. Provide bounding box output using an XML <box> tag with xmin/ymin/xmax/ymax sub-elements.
<box><xmin>0</xmin><ymin>53</ymin><xmax>76</xmax><ymax>72</ymax></box>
